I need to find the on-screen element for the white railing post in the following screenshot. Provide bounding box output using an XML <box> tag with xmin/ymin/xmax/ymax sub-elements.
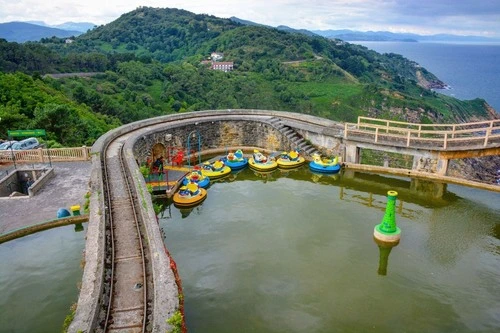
<box><xmin>406</xmin><ymin>131</ymin><xmax>411</xmax><ymax>147</ymax></box>
<box><xmin>344</xmin><ymin>123</ymin><xmax>348</xmax><ymax>139</ymax></box>
<box><xmin>37</xmin><ymin>148</ymin><xmax>43</xmax><ymax>163</ymax></box>
<box><xmin>443</xmin><ymin>133</ymin><xmax>448</xmax><ymax>149</ymax></box>
<box><xmin>375</xmin><ymin>127</ymin><xmax>379</xmax><ymax>143</ymax></box>
<box><xmin>82</xmin><ymin>146</ymin><xmax>89</xmax><ymax>160</ymax></box>
<box><xmin>484</xmin><ymin>128</ymin><xmax>491</xmax><ymax>147</ymax></box>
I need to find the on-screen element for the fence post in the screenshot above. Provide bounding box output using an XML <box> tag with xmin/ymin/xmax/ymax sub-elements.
<box><xmin>443</xmin><ymin>133</ymin><xmax>448</xmax><ymax>149</ymax></box>
<box><xmin>37</xmin><ymin>148</ymin><xmax>43</xmax><ymax>163</ymax></box>
<box><xmin>483</xmin><ymin>121</ymin><xmax>493</xmax><ymax>147</ymax></box>
<box><xmin>484</xmin><ymin>128</ymin><xmax>491</xmax><ymax>147</ymax></box>
<box><xmin>82</xmin><ymin>146</ymin><xmax>89</xmax><ymax>160</ymax></box>
<box><xmin>375</xmin><ymin>127</ymin><xmax>379</xmax><ymax>143</ymax></box>
<box><xmin>406</xmin><ymin>131</ymin><xmax>411</xmax><ymax>147</ymax></box>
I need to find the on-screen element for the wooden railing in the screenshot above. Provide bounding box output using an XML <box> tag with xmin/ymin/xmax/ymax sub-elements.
<box><xmin>344</xmin><ymin>117</ymin><xmax>500</xmax><ymax>150</ymax></box>
<box><xmin>0</xmin><ymin>146</ymin><xmax>91</xmax><ymax>163</ymax></box>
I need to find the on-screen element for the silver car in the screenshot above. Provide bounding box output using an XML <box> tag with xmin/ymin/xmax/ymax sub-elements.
<box><xmin>11</xmin><ymin>137</ymin><xmax>40</xmax><ymax>150</ymax></box>
<box><xmin>0</xmin><ymin>140</ymin><xmax>18</xmax><ymax>150</ymax></box>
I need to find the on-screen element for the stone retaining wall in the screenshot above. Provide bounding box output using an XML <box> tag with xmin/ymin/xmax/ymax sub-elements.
<box><xmin>133</xmin><ymin>119</ymin><xmax>291</xmax><ymax>163</ymax></box>
<box><xmin>0</xmin><ymin>168</ymin><xmax>53</xmax><ymax>197</ymax></box>
<box><xmin>28</xmin><ymin>168</ymin><xmax>54</xmax><ymax>197</ymax></box>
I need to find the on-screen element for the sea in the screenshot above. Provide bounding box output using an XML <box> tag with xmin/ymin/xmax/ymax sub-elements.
<box><xmin>354</xmin><ymin>41</ymin><xmax>500</xmax><ymax>114</ymax></box>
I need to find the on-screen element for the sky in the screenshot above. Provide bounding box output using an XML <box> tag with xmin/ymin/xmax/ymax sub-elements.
<box><xmin>0</xmin><ymin>0</ymin><xmax>500</xmax><ymax>37</ymax></box>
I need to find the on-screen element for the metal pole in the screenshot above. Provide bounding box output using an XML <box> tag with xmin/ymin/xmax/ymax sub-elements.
<box><xmin>187</xmin><ymin>132</ymin><xmax>191</xmax><ymax>167</ymax></box>
<box><xmin>47</xmin><ymin>146</ymin><xmax>52</xmax><ymax>167</ymax></box>
<box><xmin>9</xmin><ymin>134</ymin><xmax>16</xmax><ymax>169</ymax></box>
<box><xmin>187</xmin><ymin>130</ymin><xmax>202</xmax><ymax>167</ymax></box>
<box><xmin>197</xmin><ymin>131</ymin><xmax>201</xmax><ymax>165</ymax></box>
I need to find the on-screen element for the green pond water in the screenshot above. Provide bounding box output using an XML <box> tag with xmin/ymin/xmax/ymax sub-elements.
<box><xmin>0</xmin><ymin>224</ymin><xmax>86</xmax><ymax>333</ymax></box>
<box><xmin>159</xmin><ymin>167</ymin><xmax>500</xmax><ymax>333</ymax></box>
<box><xmin>0</xmin><ymin>167</ymin><xmax>498</xmax><ymax>333</ymax></box>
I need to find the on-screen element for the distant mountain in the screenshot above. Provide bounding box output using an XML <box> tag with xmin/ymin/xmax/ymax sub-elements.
<box><xmin>27</xmin><ymin>21</ymin><xmax>96</xmax><ymax>33</ymax></box>
<box><xmin>0</xmin><ymin>22</ymin><xmax>82</xmax><ymax>42</ymax></box>
<box><xmin>229</xmin><ymin>16</ymin><xmax>265</xmax><ymax>27</ymax></box>
<box><xmin>1</xmin><ymin>6</ymin><xmax>494</xmax><ymax>130</ymax></box>
<box><xmin>230</xmin><ymin>17</ymin><xmax>317</xmax><ymax>37</ymax></box>
<box><xmin>311</xmin><ymin>29</ymin><xmax>500</xmax><ymax>42</ymax></box>
<box><xmin>276</xmin><ymin>25</ymin><xmax>318</xmax><ymax>37</ymax></box>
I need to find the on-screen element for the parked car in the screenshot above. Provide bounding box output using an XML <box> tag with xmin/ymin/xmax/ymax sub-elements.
<box><xmin>0</xmin><ymin>140</ymin><xmax>18</xmax><ymax>150</ymax></box>
<box><xmin>11</xmin><ymin>137</ymin><xmax>40</xmax><ymax>150</ymax></box>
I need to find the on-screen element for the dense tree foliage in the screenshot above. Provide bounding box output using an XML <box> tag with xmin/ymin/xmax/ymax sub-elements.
<box><xmin>0</xmin><ymin>7</ymin><xmax>493</xmax><ymax>146</ymax></box>
<box><xmin>0</xmin><ymin>72</ymin><xmax>118</xmax><ymax>145</ymax></box>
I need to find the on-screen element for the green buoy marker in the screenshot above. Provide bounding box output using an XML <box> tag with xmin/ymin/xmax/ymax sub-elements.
<box><xmin>374</xmin><ymin>190</ymin><xmax>401</xmax><ymax>244</ymax></box>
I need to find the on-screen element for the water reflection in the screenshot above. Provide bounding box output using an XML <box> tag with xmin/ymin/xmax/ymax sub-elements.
<box><xmin>158</xmin><ymin>167</ymin><xmax>500</xmax><ymax>333</ymax></box>
<box><xmin>374</xmin><ymin>237</ymin><xmax>399</xmax><ymax>276</ymax></box>
<box><xmin>494</xmin><ymin>223</ymin><xmax>500</xmax><ymax>241</ymax></box>
<box><xmin>179</xmin><ymin>208</ymin><xmax>194</xmax><ymax>218</ymax></box>
<box><xmin>156</xmin><ymin>166</ymin><xmax>497</xmax><ymax>222</ymax></box>
<box><xmin>277</xmin><ymin>167</ymin><xmax>302</xmax><ymax>178</ymax></box>
<box><xmin>177</xmin><ymin>205</ymin><xmax>205</xmax><ymax>219</ymax></box>
<box><xmin>310</xmin><ymin>171</ymin><xmax>339</xmax><ymax>183</ymax></box>
<box><xmin>340</xmin><ymin>186</ymin><xmax>418</xmax><ymax>219</ymax></box>
<box><xmin>251</xmin><ymin>170</ymin><xmax>277</xmax><ymax>183</ymax></box>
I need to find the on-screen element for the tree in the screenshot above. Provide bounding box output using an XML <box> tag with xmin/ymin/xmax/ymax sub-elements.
<box><xmin>32</xmin><ymin>103</ymin><xmax>85</xmax><ymax>145</ymax></box>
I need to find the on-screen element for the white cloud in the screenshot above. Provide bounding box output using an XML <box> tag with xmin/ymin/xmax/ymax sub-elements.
<box><xmin>0</xmin><ymin>0</ymin><xmax>499</xmax><ymax>37</ymax></box>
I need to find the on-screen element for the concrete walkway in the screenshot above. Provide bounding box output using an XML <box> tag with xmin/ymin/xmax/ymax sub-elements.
<box><xmin>0</xmin><ymin>161</ymin><xmax>91</xmax><ymax>234</ymax></box>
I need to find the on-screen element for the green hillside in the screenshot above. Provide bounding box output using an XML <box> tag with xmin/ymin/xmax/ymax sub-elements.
<box><xmin>0</xmin><ymin>72</ymin><xmax>118</xmax><ymax>145</ymax></box>
<box><xmin>0</xmin><ymin>7</ymin><xmax>494</xmax><ymax>146</ymax></box>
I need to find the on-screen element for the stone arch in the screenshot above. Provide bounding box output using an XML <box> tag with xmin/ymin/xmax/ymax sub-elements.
<box><xmin>152</xmin><ymin>143</ymin><xmax>166</xmax><ymax>164</ymax></box>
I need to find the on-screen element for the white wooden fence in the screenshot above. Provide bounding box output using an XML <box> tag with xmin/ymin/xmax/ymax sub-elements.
<box><xmin>344</xmin><ymin>117</ymin><xmax>500</xmax><ymax>149</ymax></box>
<box><xmin>0</xmin><ymin>146</ymin><xmax>91</xmax><ymax>163</ymax></box>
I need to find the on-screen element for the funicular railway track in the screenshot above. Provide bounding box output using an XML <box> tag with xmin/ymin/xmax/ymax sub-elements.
<box><xmin>100</xmin><ymin>136</ymin><xmax>152</xmax><ymax>332</ymax></box>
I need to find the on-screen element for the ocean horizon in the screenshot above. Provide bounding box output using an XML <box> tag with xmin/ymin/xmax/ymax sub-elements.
<box><xmin>355</xmin><ymin>41</ymin><xmax>500</xmax><ymax>115</ymax></box>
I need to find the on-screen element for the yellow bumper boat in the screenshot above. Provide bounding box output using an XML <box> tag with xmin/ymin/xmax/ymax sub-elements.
<box><xmin>201</xmin><ymin>159</ymin><xmax>231</xmax><ymax>180</ymax></box>
<box><xmin>276</xmin><ymin>150</ymin><xmax>306</xmax><ymax>169</ymax></box>
<box><xmin>173</xmin><ymin>183</ymin><xmax>207</xmax><ymax>208</ymax></box>
<box><xmin>248</xmin><ymin>150</ymin><xmax>278</xmax><ymax>172</ymax></box>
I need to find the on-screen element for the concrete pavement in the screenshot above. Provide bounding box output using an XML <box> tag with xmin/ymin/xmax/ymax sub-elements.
<box><xmin>0</xmin><ymin>161</ymin><xmax>91</xmax><ymax>234</ymax></box>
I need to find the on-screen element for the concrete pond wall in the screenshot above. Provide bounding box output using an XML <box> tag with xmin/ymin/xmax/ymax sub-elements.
<box><xmin>0</xmin><ymin>168</ymin><xmax>54</xmax><ymax>197</ymax></box>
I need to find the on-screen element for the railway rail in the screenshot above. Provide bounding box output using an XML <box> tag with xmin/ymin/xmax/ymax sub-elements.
<box><xmin>99</xmin><ymin>136</ymin><xmax>152</xmax><ymax>332</ymax></box>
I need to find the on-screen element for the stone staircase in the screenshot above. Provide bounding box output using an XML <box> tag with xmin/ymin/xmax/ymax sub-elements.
<box><xmin>267</xmin><ymin>117</ymin><xmax>319</xmax><ymax>157</ymax></box>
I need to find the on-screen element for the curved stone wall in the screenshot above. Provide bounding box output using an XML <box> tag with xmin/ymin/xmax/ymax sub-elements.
<box><xmin>133</xmin><ymin>119</ymin><xmax>288</xmax><ymax>164</ymax></box>
<box><xmin>68</xmin><ymin>109</ymin><xmax>344</xmax><ymax>332</ymax></box>
<box><xmin>130</xmin><ymin>111</ymin><xmax>344</xmax><ymax>164</ymax></box>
